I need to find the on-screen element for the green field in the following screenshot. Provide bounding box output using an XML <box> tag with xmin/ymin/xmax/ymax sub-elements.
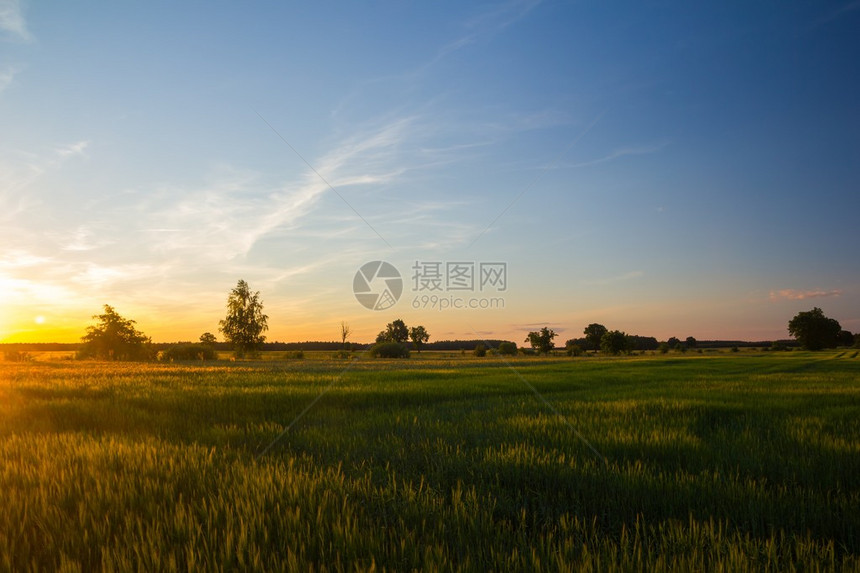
<box><xmin>1</xmin><ymin>351</ymin><xmax>858</xmax><ymax>571</ymax></box>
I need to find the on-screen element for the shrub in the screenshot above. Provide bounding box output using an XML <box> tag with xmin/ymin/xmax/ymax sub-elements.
<box><xmin>566</xmin><ymin>343</ymin><xmax>583</xmax><ymax>357</ymax></box>
<box><xmin>286</xmin><ymin>350</ymin><xmax>304</xmax><ymax>359</ymax></box>
<box><xmin>331</xmin><ymin>350</ymin><xmax>351</xmax><ymax>359</ymax></box>
<box><xmin>473</xmin><ymin>343</ymin><xmax>487</xmax><ymax>357</ymax></box>
<box><xmin>520</xmin><ymin>348</ymin><xmax>535</xmax><ymax>356</ymax></box>
<box><xmin>731</xmin><ymin>346</ymin><xmax>739</xmax><ymax>353</ymax></box>
<box><xmin>3</xmin><ymin>350</ymin><xmax>31</xmax><ymax>362</ymax></box>
<box><xmin>497</xmin><ymin>342</ymin><xmax>518</xmax><ymax>356</ymax></box>
<box><xmin>369</xmin><ymin>342</ymin><xmax>410</xmax><ymax>358</ymax></box>
<box><xmin>161</xmin><ymin>344</ymin><xmax>217</xmax><ymax>362</ymax></box>
<box><xmin>658</xmin><ymin>342</ymin><xmax>670</xmax><ymax>354</ymax></box>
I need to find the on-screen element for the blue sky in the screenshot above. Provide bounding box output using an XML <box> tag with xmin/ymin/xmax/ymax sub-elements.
<box><xmin>2</xmin><ymin>1</ymin><xmax>858</xmax><ymax>343</ymax></box>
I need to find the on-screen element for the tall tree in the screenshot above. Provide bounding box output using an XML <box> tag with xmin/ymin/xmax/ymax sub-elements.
<box><xmin>219</xmin><ymin>279</ymin><xmax>269</xmax><ymax>357</ymax></box>
<box><xmin>525</xmin><ymin>327</ymin><xmax>556</xmax><ymax>355</ymax></box>
<box><xmin>583</xmin><ymin>323</ymin><xmax>607</xmax><ymax>351</ymax></box>
<box><xmin>409</xmin><ymin>325</ymin><xmax>430</xmax><ymax>352</ymax></box>
<box><xmin>78</xmin><ymin>305</ymin><xmax>152</xmax><ymax>361</ymax></box>
<box><xmin>788</xmin><ymin>307</ymin><xmax>841</xmax><ymax>350</ymax></box>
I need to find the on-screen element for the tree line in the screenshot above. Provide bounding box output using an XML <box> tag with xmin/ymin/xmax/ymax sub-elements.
<box><xmin>65</xmin><ymin>279</ymin><xmax>857</xmax><ymax>362</ymax></box>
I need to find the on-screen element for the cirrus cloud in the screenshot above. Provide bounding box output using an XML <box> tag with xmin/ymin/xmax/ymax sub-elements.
<box><xmin>769</xmin><ymin>288</ymin><xmax>843</xmax><ymax>301</ymax></box>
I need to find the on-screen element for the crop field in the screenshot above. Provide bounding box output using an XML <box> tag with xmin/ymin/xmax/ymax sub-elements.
<box><xmin>1</xmin><ymin>351</ymin><xmax>858</xmax><ymax>571</ymax></box>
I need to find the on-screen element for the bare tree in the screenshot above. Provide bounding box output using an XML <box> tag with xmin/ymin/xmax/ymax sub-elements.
<box><xmin>340</xmin><ymin>321</ymin><xmax>352</xmax><ymax>349</ymax></box>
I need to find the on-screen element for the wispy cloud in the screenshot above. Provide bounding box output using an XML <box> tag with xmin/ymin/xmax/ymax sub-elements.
<box><xmin>145</xmin><ymin>115</ymin><xmax>425</xmax><ymax>262</ymax></box>
<box><xmin>437</xmin><ymin>0</ymin><xmax>542</xmax><ymax>59</ymax></box>
<box><xmin>0</xmin><ymin>141</ymin><xmax>90</xmax><ymax>223</ymax></box>
<box><xmin>0</xmin><ymin>0</ymin><xmax>32</xmax><ymax>41</ymax></box>
<box><xmin>0</xmin><ymin>65</ymin><xmax>20</xmax><ymax>94</ymax></box>
<box><xmin>560</xmin><ymin>142</ymin><xmax>669</xmax><ymax>170</ymax></box>
<box><xmin>56</xmin><ymin>140</ymin><xmax>89</xmax><ymax>158</ymax></box>
<box><xmin>769</xmin><ymin>288</ymin><xmax>843</xmax><ymax>301</ymax></box>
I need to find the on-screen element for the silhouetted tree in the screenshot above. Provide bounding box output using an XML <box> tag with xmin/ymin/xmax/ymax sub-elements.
<box><xmin>788</xmin><ymin>307</ymin><xmax>841</xmax><ymax>351</ymax></box>
<box><xmin>583</xmin><ymin>323</ymin><xmax>607</xmax><ymax>351</ymax></box>
<box><xmin>199</xmin><ymin>332</ymin><xmax>217</xmax><ymax>346</ymax></box>
<box><xmin>685</xmin><ymin>336</ymin><xmax>697</xmax><ymax>349</ymax></box>
<box><xmin>601</xmin><ymin>330</ymin><xmax>630</xmax><ymax>355</ymax></box>
<box><xmin>473</xmin><ymin>343</ymin><xmax>487</xmax><ymax>357</ymax></box>
<box><xmin>667</xmin><ymin>337</ymin><xmax>680</xmax><ymax>349</ymax></box>
<box><xmin>838</xmin><ymin>330</ymin><xmax>854</xmax><ymax>347</ymax></box>
<box><xmin>525</xmin><ymin>327</ymin><xmax>556</xmax><ymax>355</ymax></box>
<box><xmin>377</xmin><ymin>319</ymin><xmax>409</xmax><ymax>343</ymax></box>
<box><xmin>78</xmin><ymin>305</ymin><xmax>152</xmax><ymax>361</ymax></box>
<box><xmin>219</xmin><ymin>279</ymin><xmax>269</xmax><ymax>357</ymax></box>
<box><xmin>409</xmin><ymin>325</ymin><xmax>430</xmax><ymax>352</ymax></box>
<box><xmin>340</xmin><ymin>321</ymin><xmax>351</xmax><ymax>348</ymax></box>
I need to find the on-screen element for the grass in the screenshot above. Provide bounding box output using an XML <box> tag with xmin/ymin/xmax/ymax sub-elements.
<box><xmin>1</xmin><ymin>351</ymin><xmax>858</xmax><ymax>571</ymax></box>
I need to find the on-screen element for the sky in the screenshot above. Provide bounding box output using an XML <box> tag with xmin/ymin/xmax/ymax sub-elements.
<box><xmin>1</xmin><ymin>1</ymin><xmax>859</xmax><ymax>344</ymax></box>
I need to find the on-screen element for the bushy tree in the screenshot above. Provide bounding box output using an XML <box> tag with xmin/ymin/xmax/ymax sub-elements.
<box><xmin>658</xmin><ymin>342</ymin><xmax>670</xmax><ymax>354</ymax></box>
<box><xmin>788</xmin><ymin>307</ymin><xmax>841</xmax><ymax>350</ymax></box>
<box><xmin>685</xmin><ymin>336</ymin><xmax>697</xmax><ymax>349</ymax></box>
<box><xmin>838</xmin><ymin>330</ymin><xmax>854</xmax><ymax>347</ymax></box>
<box><xmin>377</xmin><ymin>319</ymin><xmax>409</xmax><ymax>344</ymax></box>
<box><xmin>409</xmin><ymin>325</ymin><xmax>430</xmax><ymax>352</ymax></box>
<box><xmin>600</xmin><ymin>330</ymin><xmax>630</xmax><ymax>355</ymax></box>
<box><xmin>78</xmin><ymin>305</ymin><xmax>152</xmax><ymax>361</ymax></box>
<box><xmin>473</xmin><ymin>343</ymin><xmax>487</xmax><ymax>357</ymax></box>
<box><xmin>525</xmin><ymin>327</ymin><xmax>556</xmax><ymax>355</ymax></box>
<box><xmin>199</xmin><ymin>332</ymin><xmax>217</xmax><ymax>346</ymax></box>
<box><xmin>219</xmin><ymin>280</ymin><xmax>269</xmax><ymax>357</ymax></box>
<box><xmin>583</xmin><ymin>323</ymin><xmax>607</xmax><ymax>351</ymax></box>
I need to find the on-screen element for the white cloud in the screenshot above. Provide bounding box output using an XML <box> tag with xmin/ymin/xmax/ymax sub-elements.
<box><xmin>56</xmin><ymin>140</ymin><xmax>89</xmax><ymax>158</ymax></box>
<box><xmin>0</xmin><ymin>0</ymin><xmax>32</xmax><ymax>42</ymax></box>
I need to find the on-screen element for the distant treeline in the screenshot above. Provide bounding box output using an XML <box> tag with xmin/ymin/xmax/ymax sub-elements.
<box><xmin>1</xmin><ymin>338</ymin><xmax>798</xmax><ymax>353</ymax></box>
<box><xmin>565</xmin><ymin>336</ymin><xmax>661</xmax><ymax>351</ymax></box>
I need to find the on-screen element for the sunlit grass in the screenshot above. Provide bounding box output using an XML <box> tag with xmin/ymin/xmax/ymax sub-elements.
<box><xmin>1</xmin><ymin>351</ymin><xmax>858</xmax><ymax>570</ymax></box>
